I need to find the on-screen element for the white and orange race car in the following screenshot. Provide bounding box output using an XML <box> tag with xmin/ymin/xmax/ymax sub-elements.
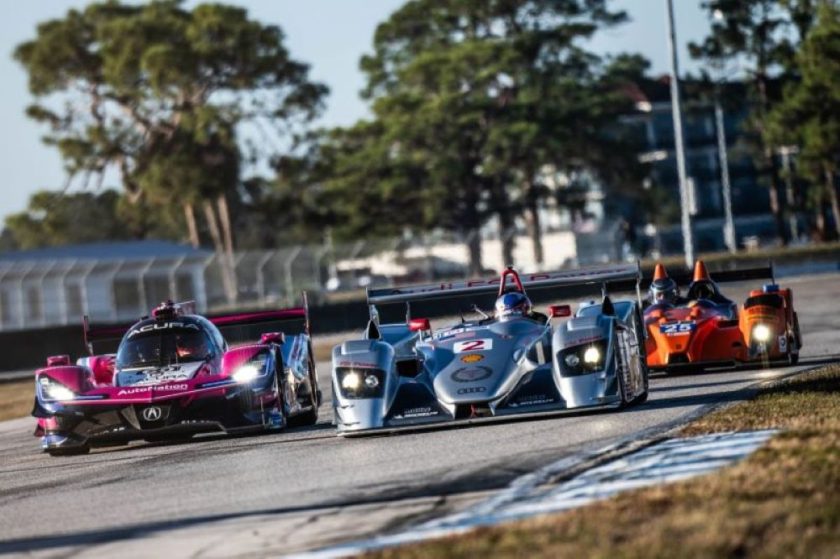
<box><xmin>644</xmin><ymin>261</ymin><xmax>802</xmax><ymax>372</ymax></box>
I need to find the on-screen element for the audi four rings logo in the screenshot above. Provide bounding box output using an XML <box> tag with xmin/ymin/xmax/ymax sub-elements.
<box><xmin>142</xmin><ymin>406</ymin><xmax>162</xmax><ymax>421</ymax></box>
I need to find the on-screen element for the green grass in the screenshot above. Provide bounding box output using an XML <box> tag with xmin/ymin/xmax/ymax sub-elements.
<box><xmin>367</xmin><ymin>366</ymin><xmax>840</xmax><ymax>559</ymax></box>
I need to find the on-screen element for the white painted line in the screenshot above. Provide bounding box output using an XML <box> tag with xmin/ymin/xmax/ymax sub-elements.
<box><xmin>290</xmin><ymin>430</ymin><xmax>777</xmax><ymax>559</ymax></box>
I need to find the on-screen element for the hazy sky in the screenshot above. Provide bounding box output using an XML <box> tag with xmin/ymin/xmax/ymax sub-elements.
<box><xmin>0</xmin><ymin>0</ymin><xmax>710</xmax><ymax>222</ymax></box>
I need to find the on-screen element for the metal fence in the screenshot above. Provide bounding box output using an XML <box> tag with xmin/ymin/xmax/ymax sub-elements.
<box><xmin>0</xmin><ymin>226</ymin><xmax>622</xmax><ymax>332</ymax></box>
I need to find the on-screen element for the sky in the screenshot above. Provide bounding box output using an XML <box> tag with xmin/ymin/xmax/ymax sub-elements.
<box><xmin>0</xmin><ymin>0</ymin><xmax>710</xmax><ymax>222</ymax></box>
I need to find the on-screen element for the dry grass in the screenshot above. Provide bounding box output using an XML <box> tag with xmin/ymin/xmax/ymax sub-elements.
<box><xmin>368</xmin><ymin>366</ymin><xmax>840</xmax><ymax>559</ymax></box>
<box><xmin>0</xmin><ymin>379</ymin><xmax>34</xmax><ymax>422</ymax></box>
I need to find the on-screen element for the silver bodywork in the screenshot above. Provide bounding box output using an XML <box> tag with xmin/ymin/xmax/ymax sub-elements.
<box><xmin>331</xmin><ymin>266</ymin><xmax>649</xmax><ymax>435</ymax></box>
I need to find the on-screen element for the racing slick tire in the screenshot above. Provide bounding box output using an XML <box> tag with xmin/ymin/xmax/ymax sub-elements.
<box><xmin>788</xmin><ymin>313</ymin><xmax>802</xmax><ymax>365</ymax></box>
<box><xmin>634</xmin><ymin>361</ymin><xmax>650</xmax><ymax>405</ymax></box>
<box><xmin>287</xmin><ymin>365</ymin><xmax>320</xmax><ymax>427</ymax></box>
<box><xmin>617</xmin><ymin>349</ymin><xmax>631</xmax><ymax>410</ymax></box>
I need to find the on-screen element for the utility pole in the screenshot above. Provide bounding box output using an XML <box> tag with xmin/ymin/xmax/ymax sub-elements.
<box><xmin>715</xmin><ymin>98</ymin><xmax>737</xmax><ymax>253</ymax></box>
<box><xmin>778</xmin><ymin>145</ymin><xmax>800</xmax><ymax>243</ymax></box>
<box><xmin>665</xmin><ymin>0</ymin><xmax>695</xmax><ymax>269</ymax></box>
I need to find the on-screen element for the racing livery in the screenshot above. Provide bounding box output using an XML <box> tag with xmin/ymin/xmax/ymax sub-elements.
<box><xmin>33</xmin><ymin>300</ymin><xmax>320</xmax><ymax>455</ymax></box>
<box><xmin>644</xmin><ymin>261</ymin><xmax>802</xmax><ymax>372</ymax></box>
<box><xmin>332</xmin><ymin>265</ymin><xmax>649</xmax><ymax>435</ymax></box>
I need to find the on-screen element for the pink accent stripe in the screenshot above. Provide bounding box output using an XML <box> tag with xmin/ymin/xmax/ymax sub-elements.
<box><xmin>209</xmin><ymin>308</ymin><xmax>306</xmax><ymax>327</ymax></box>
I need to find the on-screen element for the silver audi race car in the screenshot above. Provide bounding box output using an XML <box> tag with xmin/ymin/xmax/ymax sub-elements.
<box><xmin>331</xmin><ymin>265</ymin><xmax>650</xmax><ymax>435</ymax></box>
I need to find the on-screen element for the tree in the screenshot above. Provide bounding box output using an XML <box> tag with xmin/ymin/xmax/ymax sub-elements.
<box><xmin>768</xmin><ymin>1</ymin><xmax>840</xmax><ymax>239</ymax></box>
<box><xmin>15</xmin><ymin>0</ymin><xmax>327</xmax><ymax>300</ymax></box>
<box><xmin>3</xmin><ymin>190</ymin><xmax>136</xmax><ymax>249</ymax></box>
<box><xmin>690</xmin><ymin>0</ymin><xmax>817</xmax><ymax>244</ymax></box>
<box><xmin>326</xmin><ymin>0</ymin><xmax>634</xmax><ymax>272</ymax></box>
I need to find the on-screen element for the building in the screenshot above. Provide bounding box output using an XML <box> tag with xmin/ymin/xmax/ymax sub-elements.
<box><xmin>622</xmin><ymin>77</ymin><xmax>779</xmax><ymax>252</ymax></box>
<box><xmin>0</xmin><ymin>241</ymin><xmax>212</xmax><ymax>331</ymax></box>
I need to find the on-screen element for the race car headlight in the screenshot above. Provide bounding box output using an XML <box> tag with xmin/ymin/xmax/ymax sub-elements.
<box><xmin>336</xmin><ymin>367</ymin><xmax>385</xmax><ymax>399</ymax></box>
<box><xmin>752</xmin><ymin>324</ymin><xmax>772</xmax><ymax>343</ymax></box>
<box><xmin>233</xmin><ymin>365</ymin><xmax>260</xmax><ymax>383</ymax></box>
<box><xmin>232</xmin><ymin>352</ymin><xmax>269</xmax><ymax>384</ymax></box>
<box><xmin>341</xmin><ymin>371</ymin><xmax>361</xmax><ymax>390</ymax></box>
<box><xmin>583</xmin><ymin>346</ymin><xmax>602</xmax><ymax>365</ymax></box>
<box><xmin>38</xmin><ymin>377</ymin><xmax>76</xmax><ymax>402</ymax></box>
<box><xmin>557</xmin><ymin>340</ymin><xmax>608</xmax><ymax>377</ymax></box>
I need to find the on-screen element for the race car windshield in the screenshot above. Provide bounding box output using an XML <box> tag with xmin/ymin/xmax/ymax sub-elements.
<box><xmin>116</xmin><ymin>328</ymin><xmax>211</xmax><ymax>369</ymax></box>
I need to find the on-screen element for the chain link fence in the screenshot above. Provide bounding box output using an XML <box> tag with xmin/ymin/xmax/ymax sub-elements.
<box><xmin>0</xmin><ymin>226</ymin><xmax>621</xmax><ymax>332</ymax></box>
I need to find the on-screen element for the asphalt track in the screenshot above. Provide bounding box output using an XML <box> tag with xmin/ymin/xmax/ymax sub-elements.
<box><xmin>1</xmin><ymin>273</ymin><xmax>839</xmax><ymax>558</ymax></box>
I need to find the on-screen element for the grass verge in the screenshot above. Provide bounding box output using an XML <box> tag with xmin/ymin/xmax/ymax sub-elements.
<box><xmin>368</xmin><ymin>366</ymin><xmax>840</xmax><ymax>559</ymax></box>
<box><xmin>0</xmin><ymin>379</ymin><xmax>34</xmax><ymax>422</ymax></box>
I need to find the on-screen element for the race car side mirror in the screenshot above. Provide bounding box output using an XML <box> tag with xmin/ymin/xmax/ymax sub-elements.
<box><xmin>260</xmin><ymin>332</ymin><xmax>285</xmax><ymax>345</ymax></box>
<box><xmin>409</xmin><ymin>318</ymin><xmax>431</xmax><ymax>332</ymax></box>
<box><xmin>46</xmin><ymin>355</ymin><xmax>71</xmax><ymax>367</ymax></box>
<box><xmin>548</xmin><ymin>305</ymin><xmax>571</xmax><ymax>318</ymax></box>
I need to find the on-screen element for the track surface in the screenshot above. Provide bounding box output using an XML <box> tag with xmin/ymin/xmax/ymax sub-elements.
<box><xmin>1</xmin><ymin>274</ymin><xmax>839</xmax><ymax>557</ymax></box>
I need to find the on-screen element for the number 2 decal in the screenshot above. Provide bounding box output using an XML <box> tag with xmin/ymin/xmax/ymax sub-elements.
<box><xmin>453</xmin><ymin>339</ymin><xmax>494</xmax><ymax>353</ymax></box>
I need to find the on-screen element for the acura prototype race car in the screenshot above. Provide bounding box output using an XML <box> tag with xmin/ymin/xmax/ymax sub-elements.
<box><xmin>331</xmin><ymin>265</ymin><xmax>649</xmax><ymax>435</ymax></box>
<box><xmin>644</xmin><ymin>260</ymin><xmax>802</xmax><ymax>372</ymax></box>
<box><xmin>33</xmin><ymin>300</ymin><xmax>321</xmax><ymax>456</ymax></box>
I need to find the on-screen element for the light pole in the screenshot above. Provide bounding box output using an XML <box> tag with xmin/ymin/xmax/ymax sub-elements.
<box><xmin>711</xmin><ymin>9</ymin><xmax>737</xmax><ymax>253</ymax></box>
<box><xmin>665</xmin><ymin>0</ymin><xmax>695</xmax><ymax>269</ymax></box>
<box><xmin>714</xmin><ymin>93</ymin><xmax>737</xmax><ymax>253</ymax></box>
<box><xmin>778</xmin><ymin>145</ymin><xmax>800</xmax><ymax>243</ymax></box>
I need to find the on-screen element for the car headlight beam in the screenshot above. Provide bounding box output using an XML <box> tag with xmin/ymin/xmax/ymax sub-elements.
<box><xmin>39</xmin><ymin>378</ymin><xmax>76</xmax><ymax>402</ymax></box>
<box><xmin>583</xmin><ymin>346</ymin><xmax>603</xmax><ymax>365</ymax></box>
<box><xmin>752</xmin><ymin>324</ymin><xmax>772</xmax><ymax>343</ymax></box>
<box><xmin>233</xmin><ymin>364</ymin><xmax>261</xmax><ymax>383</ymax></box>
<box><xmin>341</xmin><ymin>371</ymin><xmax>361</xmax><ymax>390</ymax></box>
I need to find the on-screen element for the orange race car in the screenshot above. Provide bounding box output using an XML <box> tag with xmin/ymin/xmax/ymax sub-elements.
<box><xmin>644</xmin><ymin>261</ymin><xmax>802</xmax><ymax>372</ymax></box>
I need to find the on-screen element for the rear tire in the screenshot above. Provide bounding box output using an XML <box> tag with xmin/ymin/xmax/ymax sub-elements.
<box><xmin>634</xmin><ymin>360</ymin><xmax>650</xmax><ymax>405</ymax></box>
<box><xmin>788</xmin><ymin>346</ymin><xmax>800</xmax><ymax>366</ymax></box>
<box><xmin>287</xmin><ymin>366</ymin><xmax>319</xmax><ymax>427</ymax></box>
<box><xmin>617</xmin><ymin>350</ymin><xmax>630</xmax><ymax>409</ymax></box>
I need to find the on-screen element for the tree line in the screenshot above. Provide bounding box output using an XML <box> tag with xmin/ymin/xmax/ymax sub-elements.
<box><xmin>4</xmin><ymin>0</ymin><xmax>840</xmax><ymax>276</ymax></box>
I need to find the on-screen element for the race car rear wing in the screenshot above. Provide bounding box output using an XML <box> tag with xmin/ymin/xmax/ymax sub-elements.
<box><xmin>367</xmin><ymin>264</ymin><xmax>642</xmax><ymax>306</ymax></box>
<box><xmin>640</xmin><ymin>264</ymin><xmax>774</xmax><ymax>289</ymax></box>
<box><xmin>83</xmin><ymin>294</ymin><xmax>311</xmax><ymax>354</ymax></box>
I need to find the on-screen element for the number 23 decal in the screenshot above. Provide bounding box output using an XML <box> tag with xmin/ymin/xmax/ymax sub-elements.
<box><xmin>453</xmin><ymin>339</ymin><xmax>494</xmax><ymax>353</ymax></box>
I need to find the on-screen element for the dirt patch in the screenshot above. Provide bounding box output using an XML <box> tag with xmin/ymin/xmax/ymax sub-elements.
<box><xmin>0</xmin><ymin>379</ymin><xmax>34</xmax><ymax>422</ymax></box>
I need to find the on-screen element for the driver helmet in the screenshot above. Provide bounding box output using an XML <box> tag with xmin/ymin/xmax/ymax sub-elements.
<box><xmin>495</xmin><ymin>291</ymin><xmax>532</xmax><ymax>320</ymax></box>
<box><xmin>691</xmin><ymin>281</ymin><xmax>716</xmax><ymax>301</ymax></box>
<box><xmin>175</xmin><ymin>333</ymin><xmax>205</xmax><ymax>359</ymax></box>
<box><xmin>650</xmin><ymin>277</ymin><xmax>679</xmax><ymax>305</ymax></box>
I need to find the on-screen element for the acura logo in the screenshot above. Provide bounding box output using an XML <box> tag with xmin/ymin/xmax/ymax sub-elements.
<box><xmin>142</xmin><ymin>406</ymin><xmax>162</xmax><ymax>421</ymax></box>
